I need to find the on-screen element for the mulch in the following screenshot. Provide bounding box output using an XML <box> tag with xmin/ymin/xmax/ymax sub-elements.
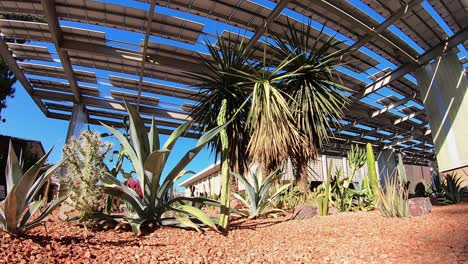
<box><xmin>1</xmin><ymin>203</ymin><xmax>467</xmax><ymax>263</ymax></box>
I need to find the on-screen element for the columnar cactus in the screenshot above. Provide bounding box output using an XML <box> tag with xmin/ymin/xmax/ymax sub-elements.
<box><xmin>218</xmin><ymin>99</ymin><xmax>230</xmax><ymax>232</ymax></box>
<box><xmin>397</xmin><ymin>153</ymin><xmax>407</xmax><ymax>184</ymax></box>
<box><xmin>366</xmin><ymin>143</ymin><xmax>379</xmax><ymax>198</ymax></box>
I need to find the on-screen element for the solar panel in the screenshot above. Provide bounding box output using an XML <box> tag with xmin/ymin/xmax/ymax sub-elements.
<box><xmin>377</xmin><ymin>95</ymin><xmax>401</xmax><ymax>105</ymax></box>
<box><xmin>55</xmin><ymin>0</ymin><xmax>203</xmax><ymax>44</ymax></box>
<box><xmin>7</xmin><ymin>42</ymin><xmax>53</xmax><ymax>61</ymax></box>
<box><xmin>109</xmin><ymin>75</ymin><xmax>203</xmax><ymax>101</ymax></box>
<box><xmin>181</xmin><ymin>103</ymin><xmax>195</xmax><ymax>112</ymax></box>
<box><xmin>428</xmin><ymin>0</ymin><xmax>468</xmax><ymax>34</ymax></box>
<box><xmin>110</xmin><ymin>90</ymin><xmax>160</xmax><ymax>107</ymax></box>
<box><xmin>19</xmin><ymin>62</ymin><xmax>97</xmax><ymax>83</ymax></box>
<box><xmin>30</xmin><ymin>79</ymin><xmax>100</xmax><ymax>97</ymax></box>
<box><xmin>0</xmin><ymin>19</ymin><xmax>106</xmax><ymax>45</ymax></box>
<box><xmin>144</xmin><ymin>41</ymin><xmax>210</xmax><ymax>64</ymax></box>
<box><xmin>67</xmin><ymin>50</ymin><xmax>196</xmax><ymax>85</ymax></box>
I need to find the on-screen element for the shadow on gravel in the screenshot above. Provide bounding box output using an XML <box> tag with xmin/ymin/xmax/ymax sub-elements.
<box><xmin>24</xmin><ymin>233</ymin><xmax>166</xmax><ymax>248</ymax></box>
<box><xmin>229</xmin><ymin>218</ymin><xmax>289</xmax><ymax>231</ymax></box>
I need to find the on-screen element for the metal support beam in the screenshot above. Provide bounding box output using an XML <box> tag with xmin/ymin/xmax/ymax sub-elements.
<box><xmin>137</xmin><ymin>0</ymin><xmax>156</xmax><ymax>111</ymax></box>
<box><xmin>0</xmin><ymin>37</ymin><xmax>49</xmax><ymax>115</ymax></box>
<box><xmin>336</xmin><ymin>120</ymin><xmax>357</xmax><ymax>132</ymax></box>
<box><xmin>41</xmin><ymin>0</ymin><xmax>81</xmax><ymax>104</ymax></box>
<box><xmin>370</xmin><ymin>93</ymin><xmax>416</xmax><ymax>118</ymax></box>
<box><xmin>245</xmin><ymin>0</ymin><xmax>291</xmax><ymax>51</ymax></box>
<box><xmin>347</xmin><ymin>0</ymin><xmax>423</xmax><ymax>62</ymax></box>
<box><xmin>385</xmin><ymin>135</ymin><xmax>414</xmax><ymax>148</ymax></box>
<box><xmin>355</xmin><ymin>26</ymin><xmax>468</xmax><ymax>99</ymax></box>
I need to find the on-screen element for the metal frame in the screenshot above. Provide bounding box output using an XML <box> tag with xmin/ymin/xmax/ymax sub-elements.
<box><xmin>1</xmin><ymin>0</ymin><xmax>466</xmax><ymax>164</ymax></box>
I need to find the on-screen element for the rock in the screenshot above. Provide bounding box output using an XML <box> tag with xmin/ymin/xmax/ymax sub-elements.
<box><xmin>409</xmin><ymin>197</ymin><xmax>432</xmax><ymax>217</ymax></box>
<box><xmin>58</xmin><ymin>202</ymin><xmax>74</xmax><ymax>221</ymax></box>
<box><xmin>230</xmin><ymin>198</ymin><xmax>244</xmax><ymax>210</ymax></box>
<box><xmin>292</xmin><ymin>205</ymin><xmax>318</xmax><ymax>220</ymax></box>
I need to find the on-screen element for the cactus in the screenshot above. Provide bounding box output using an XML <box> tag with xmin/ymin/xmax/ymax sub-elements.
<box><xmin>318</xmin><ymin>160</ymin><xmax>333</xmax><ymax>216</ymax></box>
<box><xmin>366</xmin><ymin>143</ymin><xmax>379</xmax><ymax>198</ymax></box>
<box><xmin>397</xmin><ymin>153</ymin><xmax>407</xmax><ymax>184</ymax></box>
<box><xmin>218</xmin><ymin>99</ymin><xmax>231</xmax><ymax>232</ymax></box>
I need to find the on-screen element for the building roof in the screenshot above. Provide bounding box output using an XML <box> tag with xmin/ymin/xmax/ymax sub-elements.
<box><xmin>179</xmin><ymin>162</ymin><xmax>220</xmax><ymax>187</ymax></box>
<box><xmin>0</xmin><ymin>0</ymin><xmax>466</xmax><ymax>165</ymax></box>
<box><xmin>0</xmin><ymin>134</ymin><xmax>46</xmax><ymax>155</ymax></box>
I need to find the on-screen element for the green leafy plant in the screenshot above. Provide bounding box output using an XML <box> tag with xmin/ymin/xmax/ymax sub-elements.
<box><xmin>317</xmin><ymin>161</ymin><xmax>333</xmax><ymax>216</ymax></box>
<box><xmin>62</xmin><ymin>130</ymin><xmax>112</xmax><ymax>228</ymax></box>
<box><xmin>377</xmin><ymin>176</ymin><xmax>409</xmax><ymax>218</ymax></box>
<box><xmin>438</xmin><ymin>173</ymin><xmax>466</xmax><ymax>205</ymax></box>
<box><xmin>273</xmin><ymin>185</ymin><xmax>319</xmax><ymax>211</ymax></box>
<box><xmin>100</xmin><ymin>101</ymin><xmax>225</xmax><ymax>235</ymax></box>
<box><xmin>0</xmin><ymin>142</ymin><xmax>66</xmax><ymax>234</ymax></box>
<box><xmin>329</xmin><ymin>145</ymin><xmax>374</xmax><ymax>212</ymax></box>
<box><xmin>330</xmin><ymin>168</ymin><xmax>354</xmax><ymax>211</ymax></box>
<box><xmin>232</xmin><ymin>169</ymin><xmax>291</xmax><ymax>218</ymax></box>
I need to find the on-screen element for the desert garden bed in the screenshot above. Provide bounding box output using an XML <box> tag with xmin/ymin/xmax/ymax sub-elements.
<box><xmin>1</xmin><ymin>203</ymin><xmax>467</xmax><ymax>263</ymax></box>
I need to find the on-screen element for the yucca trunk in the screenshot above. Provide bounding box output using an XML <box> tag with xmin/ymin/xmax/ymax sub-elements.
<box><xmin>295</xmin><ymin>162</ymin><xmax>309</xmax><ymax>193</ymax></box>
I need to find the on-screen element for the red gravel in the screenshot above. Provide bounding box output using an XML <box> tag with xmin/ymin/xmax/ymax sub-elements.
<box><xmin>1</xmin><ymin>203</ymin><xmax>467</xmax><ymax>263</ymax></box>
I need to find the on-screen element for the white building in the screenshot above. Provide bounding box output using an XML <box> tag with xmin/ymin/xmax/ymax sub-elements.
<box><xmin>180</xmin><ymin>153</ymin><xmax>431</xmax><ymax>197</ymax></box>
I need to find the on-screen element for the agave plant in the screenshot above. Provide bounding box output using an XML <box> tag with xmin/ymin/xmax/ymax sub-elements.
<box><xmin>232</xmin><ymin>169</ymin><xmax>291</xmax><ymax>219</ymax></box>
<box><xmin>377</xmin><ymin>176</ymin><xmax>409</xmax><ymax>218</ymax></box>
<box><xmin>100</xmin><ymin>101</ymin><xmax>226</xmax><ymax>234</ymax></box>
<box><xmin>0</xmin><ymin>142</ymin><xmax>66</xmax><ymax>234</ymax></box>
<box><xmin>438</xmin><ymin>173</ymin><xmax>466</xmax><ymax>205</ymax></box>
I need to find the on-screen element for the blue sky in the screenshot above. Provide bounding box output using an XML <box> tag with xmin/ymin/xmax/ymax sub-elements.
<box><xmin>1</xmin><ymin>0</ymin><xmax>466</xmax><ymax>189</ymax></box>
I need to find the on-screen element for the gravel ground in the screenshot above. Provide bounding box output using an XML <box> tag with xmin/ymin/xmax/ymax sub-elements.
<box><xmin>1</xmin><ymin>203</ymin><xmax>467</xmax><ymax>263</ymax></box>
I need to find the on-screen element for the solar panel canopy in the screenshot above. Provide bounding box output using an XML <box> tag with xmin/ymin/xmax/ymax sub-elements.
<box><xmin>0</xmin><ymin>0</ymin><xmax>467</xmax><ymax>166</ymax></box>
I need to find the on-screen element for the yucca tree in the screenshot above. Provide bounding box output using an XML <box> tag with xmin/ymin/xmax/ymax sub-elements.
<box><xmin>230</xmin><ymin>41</ymin><xmax>305</xmax><ymax>170</ymax></box>
<box><xmin>186</xmin><ymin>34</ymin><xmax>255</xmax><ymax>178</ymax></box>
<box><xmin>271</xmin><ymin>21</ymin><xmax>351</xmax><ymax>192</ymax></box>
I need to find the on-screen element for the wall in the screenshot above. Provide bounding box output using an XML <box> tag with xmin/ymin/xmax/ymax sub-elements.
<box><xmin>405</xmin><ymin>164</ymin><xmax>432</xmax><ymax>194</ymax></box>
<box><xmin>183</xmin><ymin>154</ymin><xmax>433</xmax><ymax>197</ymax></box>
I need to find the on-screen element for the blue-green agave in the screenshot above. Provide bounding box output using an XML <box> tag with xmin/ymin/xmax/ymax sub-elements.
<box><xmin>232</xmin><ymin>169</ymin><xmax>291</xmax><ymax>219</ymax></box>
<box><xmin>0</xmin><ymin>143</ymin><xmax>66</xmax><ymax>234</ymax></box>
<box><xmin>100</xmin><ymin>101</ymin><xmax>225</xmax><ymax>234</ymax></box>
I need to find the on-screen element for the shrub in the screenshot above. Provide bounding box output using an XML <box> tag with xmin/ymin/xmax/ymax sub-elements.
<box><xmin>377</xmin><ymin>177</ymin><xmax>409</xmax><ymax>218</ymax></box>
<box><xmin>61</xmin><ymin>130</ymin><xmax>112</xmax><ymax>226</ymax></box>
